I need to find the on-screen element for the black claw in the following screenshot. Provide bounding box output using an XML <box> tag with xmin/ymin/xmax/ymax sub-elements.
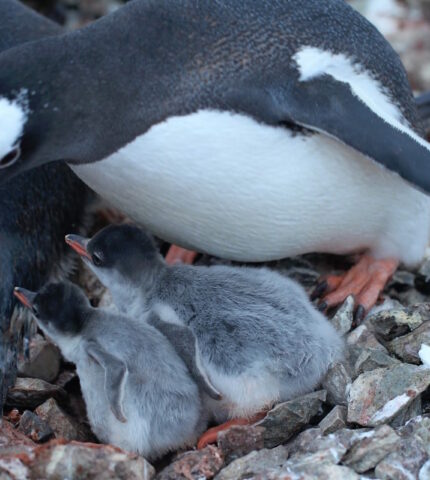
<box><xmin>354</xmin><ymin>305</ymin><xmax>365</xmax><ymax>326</ymax></box>
<box><xmin>317</xmin><ymin>301</ymin><xmax>328</xmax><ymax>312</ymax></box>
<box><xmin>311</xmin><ymin>280</ymin><xmax>328</xmax><ymax>300</ymax></box>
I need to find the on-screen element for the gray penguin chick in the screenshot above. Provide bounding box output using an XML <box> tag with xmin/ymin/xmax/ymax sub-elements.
<box><xmin>14</xmin><ymin>281</ymin><xmax>208</xmax><ymax>459</ymax></box>
<box><xmin>66</xmin><ymin>225</ymin><xmax>344</xmax><ymax>421</ymax></box>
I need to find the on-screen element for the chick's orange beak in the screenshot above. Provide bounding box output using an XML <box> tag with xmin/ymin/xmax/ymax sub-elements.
<box><xmin>65</xmin><ymin>234</ymin><xmax>91</xmax><ymax>260</ymax></box>
<box><xmin>14</xmin><ymin>287</ymin><xmax>37</xmax><ymax>309</ymax></box>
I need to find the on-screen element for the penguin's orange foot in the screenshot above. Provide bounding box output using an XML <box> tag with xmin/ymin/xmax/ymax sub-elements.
<box><xmin>197</xmin><ymin>412</ymin><xmax>266</xmax><ymax>449</ymax></box>
<box><xmin>314</xmin><ymin>255</ymin><xmax>398</xmax><ymax>324</ymax></box>
<box><xmin>165</xmin><ymin>245</ymin><xmax>198</xmax><ymax>265</ymax></box>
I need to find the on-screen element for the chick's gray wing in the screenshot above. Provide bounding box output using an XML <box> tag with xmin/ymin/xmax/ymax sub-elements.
<box><xmin>86</xmin><ymin>340</ymin><xmax>128</xmax><ymax>422</ymax></box>
<box><xmin>147</xmin><ymin>313</ymin><xmax>222</xmax><ymax>401</ymax></box>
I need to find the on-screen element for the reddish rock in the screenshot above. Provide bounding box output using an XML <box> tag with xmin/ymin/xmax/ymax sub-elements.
<box><xmin>35</xmin><ymin>398</ymin><xmax>82</xmax><ymax>441</ymax></box>
<box><xmin>156</xmin><ymin>446</ymin><xmax>224</xmax><ymax>480</ymax></box>
<box><xmin>28</xmin><ymin>440</ymin><xmax>154</xmax><ymax>479</ymax></box>
<box><xmin>217</xmin><ymin>425</ymin><xmax>264</xmax><ymax>464</ymax></box>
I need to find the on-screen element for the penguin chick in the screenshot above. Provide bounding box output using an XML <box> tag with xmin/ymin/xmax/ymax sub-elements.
<box><xmin>14</xmin><ymin>281</ymin><xmax>208</xmax><ymax>460</ymax></box>
<box><xmin>66</xmin><ymin>225</ymin><xmax>345</xmax><ymax>424</ymax></box>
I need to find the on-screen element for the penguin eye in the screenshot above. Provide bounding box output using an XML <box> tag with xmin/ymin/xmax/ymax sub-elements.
<box><xmin>92</xmin><ymin>252</ymin><xmax>104</xmax><ymax>267</ymax></box>
<box><xmin>0</xmin><ymin>145</ymin><xmax>21</xmax><ymax>169</ymax></box>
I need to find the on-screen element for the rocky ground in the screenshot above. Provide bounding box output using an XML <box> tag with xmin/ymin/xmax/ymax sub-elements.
<box><xmin>3</xmin><ymin>0</ymin><xmax>430</xmax><ymax>479</ymax></box>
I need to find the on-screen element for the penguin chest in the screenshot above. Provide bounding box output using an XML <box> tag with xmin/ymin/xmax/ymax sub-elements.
<box><xmin>70</xmin><ymin>110</ymin><xmax>430</xmax><ymax>264</ymax></box>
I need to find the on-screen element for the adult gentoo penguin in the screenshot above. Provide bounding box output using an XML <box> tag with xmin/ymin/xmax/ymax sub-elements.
<box><xmin>1</xmin><ymin>0</ymin><xmax>430</xmax><ymax>316</ymax></box>
<box><xmin>0</xmin><ymin>0</ymin><xmax>92</xmax><ymax>408</ymax></box>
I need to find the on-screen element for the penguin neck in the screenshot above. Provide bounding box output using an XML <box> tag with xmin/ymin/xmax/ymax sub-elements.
<box><xmin>110</xmin><ymin>261</ymin><xmax>166</xmax><ymax>317</ymax></box>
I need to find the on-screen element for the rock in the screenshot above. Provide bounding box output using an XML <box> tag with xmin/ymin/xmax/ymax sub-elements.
<box><xmin>399</xmin><ymin>416</ymin><xmax>430</xmax><ymax>456</ymax></box>
<box><xmin>256</xmin><ymin>390</ymin><xmax>326</xmax><ymax>448</ymax></box>
<box><xmin>347</xmin><ymin>324</ymin><xmax>387</xmax><ymax>351</ymax></box>
<box><xmin>217</xmin><ymin>425</ymin><xmax>264</xmax><ymax>464</ymax></box>
<box><xmin>390</xmin><ymin>396</ymin><xmax>422</xmax><ymax>428</ymax></box>
<box><xmin>322</xmin><ymin>363</ymin><xmax>351</xmax><ymax>406</ymax></box>
<box><xmin>342</xmin><ymin>425</ymin><xmax>401</xmax><ymax>473</ymax></box>
<box><xmin>419</xmin><ymin>460</ymin><xmax>430</xmax><ymax>480</ymax></box>
<box><xmin>29</xmin><ymin>441</ymin><xmax>155</xmax><ymax>480</ymax></box>
<box><xmin>330</xmin><ymin>296</ymin><xmax>354</xmax><ymax>334</ymax></box>
<box><xmin>17</xmin><ymin>334</ymin><xmax>61</xmax><ymax>383</ymax></box>
<box><xmin>280</xmin><ymin>452</ymin><xmax>362</xmax><ymax>480</ymax></box>
<box><xmin>17</xmin><ymin>410</ymin><xmax>54</xmax><ymax>443</ymax></box>
<box><xmin>215</xmin><ymin>446</ymin><xmax>288</xmax><ymax>480</ymax></box>
<box><xmin>5</xmin><ymin>378</ymin><xmax>66</xmax><ymax>410</ymax></box>
<box><xmin>387</xmin><ymin>321</ymin><xmax>430</xmax><ymax>364</ymax></box>
<box><xmin>284</xmin><ymin>266</ymin><xmax>320</xmax><ymax>289</ymax></box>
<box><xmin>375</xmin><ymin>437</ymin><xmax>428</xmax><ymax>480</ymax></box>
<box><xmin>157</xmin><ymin>446</ymin><xmax>223</xmax><ymax>480</ymax></box>
<box><xmin>354</xmin><ymin>348</ymin><xmax>401</xmax><ymax>376</ymax></box>
<box><xmin>319</xmin><ymin>406</ymin><xmax>347</xmax><ymax>434</ymax></box>
<box><xmin>286</xmin><ymin>428</ymin><xmax>347</xmax><ymax>463</ymax></box>
<box><xmin>35</xmin><ymin>398</ymin><xmax>83</xmax><ymax>441</ymax></box>
<box><xmin>347</xmin><ymin>364</ymin><xmax>430</xmax><ymax>427</ymax></box>
<box><xmin>54</xmin><ymin>370</ymin><xmax>77</xmax><ymax>389</ymax></box>
<box><xmin>389</xmin><ymin>270</ymin><xmax>416</xmax><ymax>290</ymax></box>
<box><xmin>0</xmin><ymin>419</ymin><xmax>35</xmax><ymax>455</ymax></box>
<box><xmin>367</xmin><ymin>304</ymin><xmax>430</xmax><ymax>341</ymax></box>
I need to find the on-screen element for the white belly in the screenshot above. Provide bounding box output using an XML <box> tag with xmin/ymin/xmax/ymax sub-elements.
<box><xmin>70</xmin><ymin>110</ymin><xmax>430</xmax><ymax>265</ymax></box>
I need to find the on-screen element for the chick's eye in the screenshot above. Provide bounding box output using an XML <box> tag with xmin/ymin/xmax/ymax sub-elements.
<box><xmin>0</xmin><ymin>146</ymin><xmax>21</xmax><ymax>169</ymax></box>
<box><xmin>92</xmin><ymin>252</ymin><xmax>103</xmax><ymax>267</ymax></box>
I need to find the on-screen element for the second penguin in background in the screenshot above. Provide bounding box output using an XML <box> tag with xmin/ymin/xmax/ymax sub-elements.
<box><xmin>66</xmin><ymin>224</ymin><xmax>344</xmax><ymax>447</ymax></box>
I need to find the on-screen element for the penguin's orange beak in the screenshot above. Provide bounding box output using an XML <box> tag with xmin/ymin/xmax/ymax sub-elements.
<box><xmin>65</xmin><ymin>234</ymin><xmax>91</xmax><ymax>260</ymax></box>
<box><xmin>14</xmin><ymin>287</ymin><xmax>37</xmax><ymax>309</ymax></box>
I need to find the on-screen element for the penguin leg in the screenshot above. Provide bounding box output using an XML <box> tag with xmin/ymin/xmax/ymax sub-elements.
<box><xmin>316</xmin><ymin>255</ymin><xmax>398</xmax><ymax>323</ymax></box>
<box><xmin>197</xmin><ymin>411</ymin><xmax>266</xmax><ymax>449</ymax></box>
<box><xmin>165</xmin><ymin>245</ymin><xmax>198</xmax><ymax>265</ymax></box>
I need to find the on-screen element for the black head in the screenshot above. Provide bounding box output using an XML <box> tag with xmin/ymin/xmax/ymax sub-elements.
<box><xmin>66</xmin><ymin>224</ymin><xmax>161</xmax><ymax>285</ymax></box>
<box><xmin>14</xmin><ymin>281</ymin><xmax>89</xmax><ymax>335</ymax></box>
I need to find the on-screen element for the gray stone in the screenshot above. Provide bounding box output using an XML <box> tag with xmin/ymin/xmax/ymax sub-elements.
<box><xmin>342</xmin><ymin>425</ymin><xmax>401</xmax><ymax>473</ymax></box>
<box><xmin>367</xmin><ymin>304</ymin><xmax>430</xmax><ymax>341</ymax></box>
<box><xmin>6</xmin><ymin>378</ymin><xmax>66</xmax><ymax>410</ymax></box>
<box><xmin>286</xmin><ymin>427</ymin><xmax>347</xmax><ymax>463</ymax></box>
<box><xmin>330</xmin><ymin>296</ymin><xmax>354</xmax><ymax>334</ymax></box>
<box><xmin>375</xmin><ymin>437</ymin><xmax>428</xmax><ymax>480</ymax></box>
<box><xmin>35</xmin><ymin>398</ymin><xmax>83</xmax><ymax>441</ymax></box>
<box><xmin>354</xmin><ymin>348</ymin><xmax>401</xmax><ymax>376</ymax></box>
<box><xmin>29</xmin><ymin>441</ymin><xmax>155</xmax><ymax>480</ymax></box>
<box><xmin>217</xmin><ymin>425</ymin><xmax>264</xmax><ymax>464</ymax></box>
<box><xmin>399</xmin><ymin>416</ymin><xmax>430</xmax><ymax>456</ymax></box>
<box><xmin>347</xmin><ymin>365</ymin><xmax>430</xmax><ymax>427</ymax></box>
<box><xmin>319</xmin><ymin>406</ymin><xmax>347</xmax><ymax>434</ymax></box>
<box><xmin>390</xmin><ymin>396</ymin><xmax>422</xmax><ymax>428</ymax></box>
<box><xmin>256</xmin><ymin>390</ymin><xmax>326</xmax><ymax>448</ymax></box>
<box><xmin>322</xmin><ymin>363</ymin><xmax>351</xmax><ymax>406</ymax></box>
<box><xmin>387</xmin><ymin>321</ymin><xmax>430</xmax><ymax>364</ymax></box>
<box><xmin>17</xmin><ymin>410</ymin><xmax>54</xmax><ymax>443</ymax></box>
<box><xmin>215</xmin><ymin>446</ymin><xmax>288</xmax><ymax>480</ymax></box>
<box><xmin>281</xmin><ymin>453</ymin><xmax>362</xmax><ymax>480</ymax></box>
<box><xmin>347</xmin><ymin>324</ymin><xmax>387</xmax><ymax>351</ymax></box>
<box><xmin>17</xmin><ymin>334</ymin><xmax>61</xmax><ymax>383</ymax></box>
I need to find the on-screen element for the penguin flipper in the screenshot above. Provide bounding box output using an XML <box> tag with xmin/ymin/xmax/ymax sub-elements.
<box><xmin>282</xmin><ymin>76</ymin><xmax>430</xmax><ymax>193</ymax></box>
<box><xmin>147</xmin><ymin>314</ymin><xmax>222</xmax><ymax>401</ymax></box>
<box><xmin>230</xmin><ymin>76</ymin><xmax>430</xmax><ymax>193</ymax></box>
<box><xmin>86</xmin><ymin>340</ymin><xmax>128</xmax><ymax>422</ymax></box>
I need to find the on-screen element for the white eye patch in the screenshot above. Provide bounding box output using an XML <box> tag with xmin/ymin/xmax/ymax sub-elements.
<box><xmin>0</xmin><ymin>96</ymin><xmax>27</xmax><ymax>160</ymax></box>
